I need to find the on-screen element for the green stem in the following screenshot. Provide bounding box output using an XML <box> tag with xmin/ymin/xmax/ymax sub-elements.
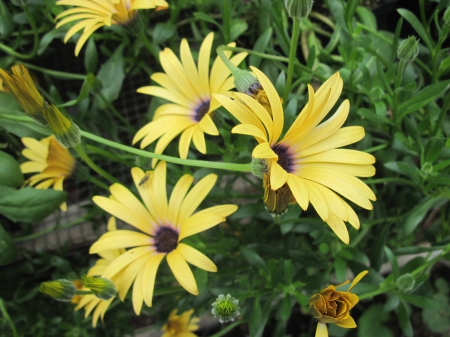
<box><xmin>359</xmin><ymin>284</ymin><xmax>397</xmax><ymax>300</ymax></box>
<box><xmin>14</xmin><ymin>211</ymin><xmax>97</xmax><ymax>242</ymax></box>
<box><xmin>363</xmin><ymin>143</ymin><xmax>389</xmax><ymax>153</ymax></box>
<box><xmin>0</xmin><ymin>5</ymin><xmax>38</xmax><ymax>60</ymax></box>
<box><xmin>365</xmin><ymin>177</ymin><xmax>417</xmax><ymax>186</ymax></box>
<box><xmin>80</xmin><ymin>130</ymin><xmax>252</xmax><ymax>172</ymax></box>
<box><xmin>283</xmin><ymin>18</ymin><xmax>301</xmax><ymax>103</ymax></box>
<box><xmin>222</xmin><ymin>0</ymin><xmax>231</xmax><ymax>43</ymax></box>
<box><xmin>20</xmin><ymin>62</ymin><xmax>86</xmax><ymax>80</ymax></box>
<box><xmin>74</xmin><ymin>144</ymin><xmax>119</xmax><ymax>183</ymax></box>
<box><xmin>98</xmin><ymin>92</ymin><xmax>137</xmax><ymax>132</ymax></box>
<box><xmin>89</xmin><ymin>176</ymin><xmax>110</xmax><ymax>190</ymax></box>
<box><xmin>217</xmin><ymin>45</ymin><xmax>239</xmax><ymax>73</ymax></box>
<box><xmin>430</xmin><ymin>91</ymin><xmax>450</xmax><ymax>137</ymax></box>
<box><xmin>138</xmin><ymin>31</ymin><xmax>160</xmax><ymax>60</ymax></box>
<box><xmin>393</xmin><ymin>60</ymin><xmax>406</xmax><ymax>125</ymax></box>
<box><xmin>0</xmin><ymin>299</ymin><xmax>17</xmax><ymax>337</ymax></box>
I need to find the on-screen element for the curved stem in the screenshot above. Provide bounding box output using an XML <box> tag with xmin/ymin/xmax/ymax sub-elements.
<box><xmin>0</xmin><ymin>299</ymin><xmax>17</xmax><ymax>337</ymax></box>
<box><xmin>80</xmin><ymin>130</ymin><xmax>253</xmax><ymax>172</ymax></box>
<box><xmin>138</xmin><ymin>31</ymin><xmax>160</xmax><ymax>60</ymax></box>
<box><xmin>0</xmin><ymin>5</ymin><xmax>38</xmax><ymax>60</ymax></box>
<box><xmin>20</xmin><ymin>62</ymin><xmax>87</xmax><ymax>80</ymax></box>
<box><xmin>74</xmin><ymin>144</ymin><xmax>119</xmax><ymax>183</ymax></box>
<box><xmin>283</xmin><ymin>18</ymin><xmax>301</xmax><ymax>103</ymax></box>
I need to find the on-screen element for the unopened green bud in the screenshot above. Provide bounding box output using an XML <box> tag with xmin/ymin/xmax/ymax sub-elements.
<box><xmin>232</xmin><ymin>68</ymin><xmax>258</xmax><ymax>93</ymax></box>
<box><xmin>42</xmin><ymin>103</ymin><xmax>81</xmax><ymax>148</ymax></box>
<box><xmin>397</xmin><ymin>36</ymin><xmax>419</xmax><ymax>61</ymax></box>
<box><xmin>421</xmin><ymin>162</ymin><xmax>433</xmax><ymax>176</ymax></box>
<box><xmin>211</xmin><ymin>294</ymin><xmax>240</xmax><ymax>323</ymax></box>
<box><xmin>39</xmin><ymin>279</ymin><xmax>76</xmax><ymax>302</ymax></box>
<box><xmin>82</xmin><ymin>275</ymin><xmax>117</xmax><ymax>300</ymax></box>
<box><xmin>284</xmin><ymin>0</ymin><xmax>314</xmax><ymax>19</ymax></box>
<box><xmin>251</xmin><ymin>158</ymin><xmax>268</xmax><ymax>179</ymax></box>
<box><xmin>397</xmin><ymin>273</ymin><xmax>415</xmax><ymax>292</ymax></box>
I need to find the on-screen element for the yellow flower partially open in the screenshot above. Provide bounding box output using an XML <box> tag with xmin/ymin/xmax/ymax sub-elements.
<box><xmin>55</xmin><ymin>0</ymin><xmax>169</xmax><ymax>56</ymax></box>
<box><xmin>309</xmin><ymin>271</ymin><xmax>369</xmax><ymax>337</ymax></box>
<box><xmin>20</xmin><ymin>136</ymin><xmax>75</xmax><ymax>211</ymax></box>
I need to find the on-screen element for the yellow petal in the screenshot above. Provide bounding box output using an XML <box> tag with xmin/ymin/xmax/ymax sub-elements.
<box><xmin>315</xmin><ymin>322</ymin><xmax>328</xmax><ymax>337</ymax></box>
<box><xmin>326</xmin><ymin>213</ymin><xmax>349</xmax><ymax>244</ymax></box>
<box><xmin>198</xmin><ymin>32</ymin><xmax>214</xmax><ymax>96</ymax></box>
<box><xmin>117</xmin><ymin>254</ymin><xmax>152</xmax><ymax>301</ymax></box>
<box><xmin>168</xmin><ymin>174</ymin><xmax>194</xmax><ymax>227</ymax></box>
<box><xmin>132</xmin><ymin>265</ymin><xmax>145</xmax><ymax>315</ymax></box>
<box><xmin>303</xmin><ymin>180</ymin><xmax>329</xmax><ymax>221</ymax></box>
<box><xmin>179</xmin><ymin>213</ymin><xmax>226</xmax><ymax>241</ymax></box>
<box><xmin>335</xmin><ymin>316</ymin><xmax>357</xmax><ymax>328</ymax></box>
<box><xmin>286</xmin><ymin>175</ymin><xmax>309</xmax><ymax>210</ymax></box>
<box><xmin>177</xmin><ymin>243</ymin><xmax>217</xmax><ymax>272</ymax></box>
<box><xmin>252</xmin><ymin>142</ymin><xmax>278</xmax><ymax>159</ymax></box>
<box><xmin>270</xmin><ymin>162</ymin><xmax>288</xmax><ymax>190</ymax></box>
<box><xmin>232</xmin><ymin>123</ymin><xmax>267</xmax><ymax>142</ymax></box>
<box><xmin>348</xmin><ymin>270</ymin><xmax>369</xmax><ymax>291</ymax></box>
<box><xmin>297</xmin><ymin>149</ymin><xmax>376</xmax><ymax>165</ymax></box>
<box><xmin>167</xmin><ymin>249</ymin><xmax>198</xmax><ymax>295</ymax></box>
<box><xmin>89</xmin><ymin>230</ymin><xmax>150</xmax><ymax>253</ymax></box>
<box><xmin>142</xmin><ymin>253</ymin><xmax>165</xmax><ymax>307</ymax></box>
<box><xmin>101</xmin><ymin>246</ymin><xmax>152</xmax><ymax>279</ymax></box>
<box><xmin>192</xmin><ymin>127</ymin><xmax>206</xmax><ymax>154</ymax></box>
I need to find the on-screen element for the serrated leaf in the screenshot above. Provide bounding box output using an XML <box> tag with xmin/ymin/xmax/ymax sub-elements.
<box><xmin>0</xmin><ymin>187</ymin><xmax>67</xmax><ymax>222</ymax></box>
<box><xmin>0</xmin><ymin>224</ymin><xmax>17</xmax><ymax>266</ymax></box>
<box><xmin>0</xmin><ymin>151</ymin><xmax>23</xmax><ymax>188</ymax></box>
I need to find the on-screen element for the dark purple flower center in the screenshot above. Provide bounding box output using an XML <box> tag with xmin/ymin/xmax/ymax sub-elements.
<box><xmin>154</xmin><ymin>226</ymin><xmax>179</xmax><ymax>253</ymax></box>
<box><xmin>194</xmin><ymin>100</ymin><xmax>211</xmax><ymax>122</ymax></box>
<box><xmin>271</xmin><ymin>144</ymin><xmax>293</xmax><ymax>173</ymax></box>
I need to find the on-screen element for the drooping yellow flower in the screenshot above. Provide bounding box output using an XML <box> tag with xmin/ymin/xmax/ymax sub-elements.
<box><xmin>20</xmin><ymin>136</ymin><xmax>76</xmax><ymax>211</ymax></box>
<box><xmin>133</xmin><ymin>32</ymin><xmax>247</xmax><ymax>165</ymax></box>
<box><xmin>89</xmin><ymin>161</ymin><xmax>237</xmax><ymax>315</ymax></box>
<box><xmin>55</xmin><ymin>0</ymin><xmax>169</xmax><ymax>56</ymax></box>
<box><xmin>162</xmin><ymin>309</ymin><xmax>200</xmax><ymax>337</ymax></box>
<box><xmin>215</xmin><ymin>67</ymin><xmax>376</xmax><ymax>244</ymax></box>
<box><xmin>76</xmin><ymin>218</ymin><xmax>125</xmax><ymax>327</ymax></box>
<box><xmin>309</xmin><ymin>271</ymin><xmax>369</xmax><ymax>337</ymax></box>
<box><xmin>0</xmin><ymin>65</ymin><xmax>45</xmax><ymax>123</ymax></box>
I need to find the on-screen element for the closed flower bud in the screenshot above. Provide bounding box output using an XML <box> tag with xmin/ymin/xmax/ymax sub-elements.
<box><xmin>41</xmin><ymin>103</ymin><xmax>81</xmax><ymax>148</ymax></box>
<box><xmin>232</xmin><ymin>68</ymin><xmax>258</xmax><ymax>93</ymax></box>
<box><xmin>284</xmin><ymin>0</ymin><xmax>314</xmax><ymax>19</ymax></box>
<box><xmin>251</xmin><ymin>158</ymin><xmax>268</xmax><ymax>179</ymax></box>
<box><xmin>309</xmin><ymin>271</ymin><xmax>368</xmax><ymax>336</ymax></box>
<box><xmin>39</xmin><ymin>279</ymin><xmax>77</xmax><ymax>302</ymax></box>
<box><xmin>211</xmin><ymin>294</ymin><xmax>240</xmax><ymax>323</ymax></box>
<box><xmin>397</xmin><ymin>273</ymin><xmax>415</xmax><ymax>292</ymax></box>
<box><xmin>397</xmin><ymin>36</ymin><xmax>419</xmax><ymax>61</ymax></box>
<box><xmin>263</xmin><ymin>173</ymin><xmax>294</xmax><ymax>217</ymax></box>
<box><xmin>82</xmin><ymin>275</ymin><xmax>117</xmax><ymax>300</ymax></box>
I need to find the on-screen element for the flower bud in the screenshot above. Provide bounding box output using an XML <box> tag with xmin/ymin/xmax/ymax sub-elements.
<box><xmin>39</xmin><ymin>279</ymin><xmax>77</xmax><ymax>302</ymax></box>
<box><xmin>232</xmin><ymin>68</ymin><xmax>258</xmax><ymax>93</ymax></box>
<box><xmin>263</xmin><ymin>173</ymin><xmax>294</xmax><ymax>217</ymax></box>
<box><xmin>245</xmin><ymin>81</ymin><xmax>272</xmax><ymax>114</ymax></box>
<box><xmin>397</xmin><ymin>273</ymin><xmax>415</xmax><ymax>292</ymax></box>
<box><xmin>211</xmin><ymin>294</ymin><xmax>240</xmax><ymax>323</ymax></box>
<box><xmin>251</xmin><ymin>158</ymin><xmax>268</xmax><ymax>179</ymax></box>
<box><xmin>284</xmin><ymin>0</ymin><xmax>314</xmax><ymax>19</ymax></box>
<box><xmin>41</xmin><ymin>103</ymin><xmax>81</xmax><ymax>148</ymax></box>
<box><xmin>397</xmin><ymin>36</ymin><xmax>419</xmax><ymax>61</ymax></box>
<box><xmin>82</xmin><ymin>275</ymin><xmax>117</xmax><ymax>300</ymax></box>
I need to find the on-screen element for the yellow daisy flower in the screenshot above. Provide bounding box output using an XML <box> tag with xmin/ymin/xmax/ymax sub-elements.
<box><xmin>89</xmin><ymin>161</ymin><xmax>237</xmax><ymax>314</ymax></box>
<box><xmin>214</xmin><ymin>67</ymin><xmax>376</xmax><ymax>244</ymax></box>
<box><xmin>76</xmin><ymin>217</ymin><xmax>125</xmax><ymax>327</ymax></box>
<box><xmin>55</xmin><ymin>0</ymin><xmax>169</xmax><ymax>56</ymax></box>
<box><xmin>162</xmin><ymin>309</ymin><xmax>200</xmax><ymax>337</ymax></box>
<box><xmin>133</xmin><ymin>32</ymin><xmax>247</xmax><ymax>164</ymax></box>
<box><xmin>20</xmin><ymin>135</ymin><xmax>76</xmax><ymax>211</ymax></box>
<box><xmin>309</xmin><ymin>271</ymin><xmax>369</xmax><ymax>337</ymax></box>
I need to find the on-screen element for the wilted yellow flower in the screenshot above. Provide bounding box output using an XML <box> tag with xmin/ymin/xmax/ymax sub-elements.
<box><xmin>0</xmin><ymin>65</ymin><xmax>45</xmax><ymax>123</ymax></box>
<box><xmin>162</xmin><ymin>309</ymin><xmax>199</xmax><ymax>337</ymax></box>
<box><xmin>41</xmin><ymin>103</ymin><xmax>81</xmax><ymax>148</ymax></box>
<box><xmin>20</xmin><ymin>136</ymin><xmax>75</xmax><ymax>211</ymax></box>
<box><xmin>215</xmin><ymin>68</ymin><xmax>376</xmax><ymax>243</ymax></box>
<box><xmin>309</xmin><ymin>271</ymin><xmax>369</xmax><ymax>337</ymax></box>
<box><xmin>55</xmin><ymin>0</ymin><xmax>169</xmax><ymax>56</ymax></box>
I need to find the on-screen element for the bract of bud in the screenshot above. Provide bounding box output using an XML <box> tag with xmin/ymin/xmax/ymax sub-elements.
<box><xmin>251</xmin><ymin>158</ymin><xmax>268</xmax><ymax>179</ymax></box>
<box><xmin>263</xmin><ymin>173</ymin><xmax>295</xmax><ymax>217</ymax></box>
<box><xmin>284</xmin><ymin>0</ymin><xmax>314</xmax><ymax>19</ymax></box>
<box><xmin>397</xmin><ymin>273</ymin><xmax>415</xmax><ymax>292</ymax></box>
<box><xmin>211</xmin><ymin>294</ymin><xmax>240</xmax><ymax>324</ymax></box>
<box><xmin>41</xmin><ymin>103</ymin><xmax>81</xmax><ymax>148</ymax></box>
<box><xmin>39</xmin><ymin>279</ymin><xmax>77</xmax><ymax>302</ymax></box>
<box><xmin>397</xmin><ymin>36</ymin><xmax>419</xmax><ymax>61</ymax></box>
<box><xmin>82</xmin><ymin>275</ymin><xmax>117</xmax><ymax>300</ymax></box>
<box><xmin>232</xmin><ymin>68</ymin><xmax>258</xmax><ymax>93</ymax></box>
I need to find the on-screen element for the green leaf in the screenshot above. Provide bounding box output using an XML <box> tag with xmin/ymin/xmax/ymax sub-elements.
<box><xmin>398</xmin><ymin>80</ymin><xmax>450</xmax><ymax>118</ymax></box>
<box><xmin>95</xmin><ymin>45</ymin><xmax>125</xmax><ymax>109</ymax></box>
<box><xmin>284</xmin><ymin>260</ymin><xmax>295</xmax><ymax>284</ymax></box>
<box><xmin>357</xmin><ymin>108</ymin><xmax>394</xmax><ymax>125</ymax></box>
<box><xmin>344</xmin><ymin>0</ymin><xmax>360</xmax><ymax>33</ymax></box>
<box><xmin>358</xmin><ymin>304</ymin><xmax>393</xmax><ymax>337</ymax></box>
<box><xmin>0</xmin><ymin>224</ymin><xmax>17</xmax><ymax>266</ymax></box>
<box><xmin>398</xmin><ymin>293</ymin><xmax>442</xmax><ymax>309</ymax></box>
<box><xmin>246</xmin><ymin>267</ymin><xmax>254</xmax><ymax>293</ymax></box>
<box><xmin>58</xmin><ymin>74</ymin><xmax>100</xmax><ymax>108</ymax></box>
<box><xmin>249</xmin><ymin>297</ymin><xmax>262</xmax><ymax>337</ymax></box>
<box><xmin>384</xmin><ymin>246</ymin><xmax>399</xmax><ymax>280</ymax></box>
<box><xmin>240</xmin><ymin>245</ymin><xmax>267</xmax><ymax>271</ymax></box>
<box><xmin>398</xmin><ymin>300</ymin><xmax>413</xmax><ymax>337</ymax></box>
<box><xmin>0</xmin><ymin>0</ymin><xmax>13</xmax><ymax>37</ymax></box>
<box><xmin>403</xmin><ymin>117</ymin><xmax>422</xmax><ymax>150</ymax></box>
<box><xmin>193</xmin><ymin>12</ymin><xmax>220</xmax><ymax>26</ymax></box>
<box><xmin>193</xmin><ymin>268</ymin><xmax>208</xmax><ymax>294</ymax></box>
<box><xmin>230</xmin><ymin>19</ymin><xmax>248</xmax><ymax>41</ymax></box>
<box><xmin>334</xmin><ymin>256</ymin><xmax>347</xmax><ymax>282</ymax></box>
<box><xmin>424</xmin><ymin>137</ymin><xmax>445</xmax><ymax>164</ymax></box>
<box><xmin>0</xmin><ymin>187</ymin><xmax>67</xmax><ymax>222</ymax></box>
<box><xmin>38</xmin><ymin>29</ymin><xmax>63</xmax><ymax>55</ymax></box>
<box><xmin>153</xmin><ymin>22</ymin><xmax>176</xmax><ymax>44</ymax></box>
<box><xmin>280</xmin><ymin>295</ymin><xmax>291</xmax><ymax>321</ymax></box>
<box><xmin>0</xmin><ymin>151</ymin><xmax>23</xmax><ymax>188</ymax></box>
<box><xmin>440</xmin><ymin>55</ymin><xmax>450</xmax><ymax>73</ymax></box>
<box><xmin>383</xmin><ymin>161</ymin><xmax>422</xmax><ymax>184</ymax></box>
<box><xmin>84</xmin><ymin>39</ymin><xmax>98</xmax><ymax>73</ymax></box>
<box><xmin>397</xmin><ymin>9</ymin><xmax>434</xmax><ymax>51</ymax></box>
<box><xmin>356</xmin><ymin>6</ymin><xmax>377</xmax><ymax>30</ymax></box>
<box><xmin>402</xmin><ymin>196</ymin><xmax>448</xmax><ymax>237</ymax></box>
<box><xmin>250</xmin><ymin>28</ymin><xmax>273</xmax><ymax>67</ymax></box>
